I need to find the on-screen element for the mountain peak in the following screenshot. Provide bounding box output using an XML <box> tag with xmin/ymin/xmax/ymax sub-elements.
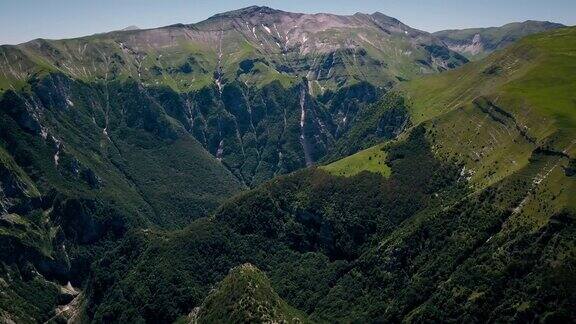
<box><xmin>209</xmin><ymin>5</ymin><xmax>287</xmax><ymax>19</ymax></box>
<box><xmin>370</xmin><ymin>11</ymin><xmax>402</xmax><ymax>23</ymax></box>
<box><xmin>187</xmin><ymin>264</ymin><xmax>307</xmax><ymax>323</ymax></box>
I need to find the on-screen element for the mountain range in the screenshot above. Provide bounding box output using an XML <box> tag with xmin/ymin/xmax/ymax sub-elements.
<box><xmin>0</xmin><ymin>6</ymin><xmax>574</xmax><ymax>323</ymax></box>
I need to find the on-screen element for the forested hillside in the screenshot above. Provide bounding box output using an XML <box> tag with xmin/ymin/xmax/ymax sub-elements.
<box><xmin>0</xmin><ymin>6</ymin><xmax>574</xmax><ymax>323</ymax></box>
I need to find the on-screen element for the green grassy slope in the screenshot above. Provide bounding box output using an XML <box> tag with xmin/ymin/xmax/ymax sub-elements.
<box><xmin>405</xmin><ymin>27</ymin><xmax>576</xmax><ymax>130</ymax></box>
<box><xmin>321</xmin><ymin>143</ymin><xmax>390</xmax><ymax>177</ymax></box>
<box><xmin>403</xmin><ymin>26</ymin><xmax>576</xmax><ymax>189</ymax></box>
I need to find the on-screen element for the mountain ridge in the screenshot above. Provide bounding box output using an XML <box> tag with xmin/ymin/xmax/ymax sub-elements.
<box><xmin>0</xmin><ymin>5</ymin><xmax>467</xmax><ymax>94</ymax></box>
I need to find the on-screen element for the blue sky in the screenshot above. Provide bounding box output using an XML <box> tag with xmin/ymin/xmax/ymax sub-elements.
<box><xmin>1</xmin><ymin>0</ymin><xmax>574</xmax><ymax>45</ymax></box>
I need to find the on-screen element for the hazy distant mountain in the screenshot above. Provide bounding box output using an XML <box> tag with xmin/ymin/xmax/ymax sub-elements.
<box><xmin>434</xmin><ymin>20</ymin><xmax>565</xmax><ymax>59</ymax></box>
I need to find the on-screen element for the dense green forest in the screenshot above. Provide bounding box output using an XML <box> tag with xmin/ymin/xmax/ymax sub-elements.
<box><xmin>86</xmin><ymin>126</ymin><xmax>575</xmax><ymax>322</ymax></box>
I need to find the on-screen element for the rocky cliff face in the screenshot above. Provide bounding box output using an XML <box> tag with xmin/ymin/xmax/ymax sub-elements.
<box><xmin>176</xmin><ymin>80</ymin><xmax>408</xmax><ymax>186</ymax></box>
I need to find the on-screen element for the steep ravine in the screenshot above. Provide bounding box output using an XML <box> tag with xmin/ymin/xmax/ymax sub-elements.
<box><xmin>299</xmin><ymin>83</ymin><xmax>314</xmax><ymax>167</ymax></box>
